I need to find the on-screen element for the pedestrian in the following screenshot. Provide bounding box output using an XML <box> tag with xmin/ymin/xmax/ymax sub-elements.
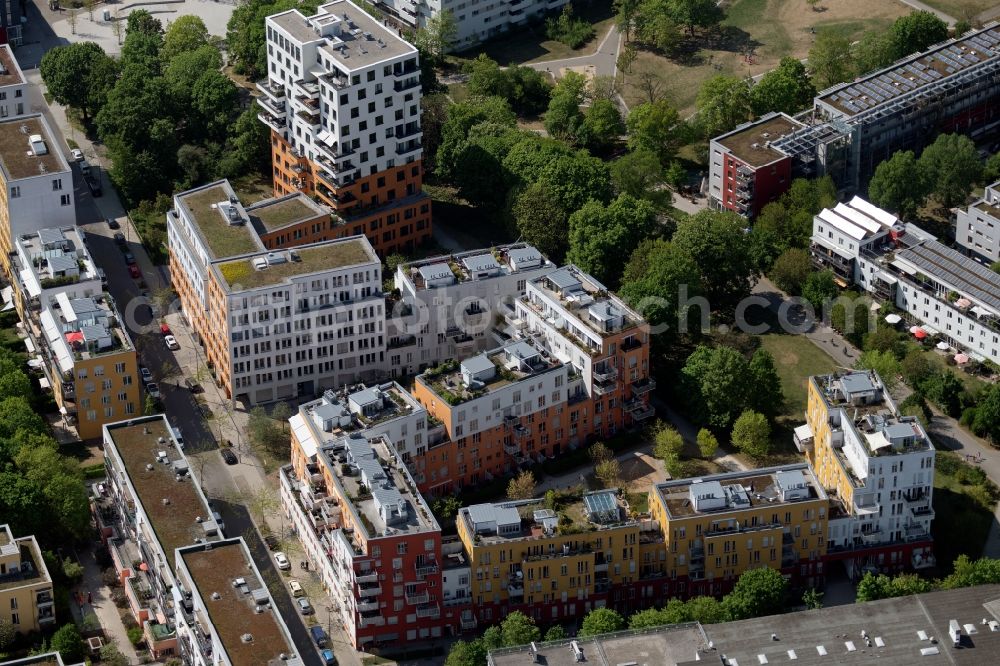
<box><xmin>87</xmin><ymin>591</ymin><xmax>93</xmax><ymax>605</ymax></box>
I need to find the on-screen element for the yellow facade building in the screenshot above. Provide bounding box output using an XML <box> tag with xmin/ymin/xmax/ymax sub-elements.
<box><xmin>0</xmin><ymin>524</ymin><xmax>55</xmax><ymax>635</ymax></box>
<box><xmin>649</xmin><ymin>464</ymin><xmax>830</xmax><ymax>598</ymax></box>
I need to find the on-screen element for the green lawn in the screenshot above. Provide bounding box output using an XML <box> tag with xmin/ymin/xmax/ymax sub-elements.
<box><xmin>933</xmin><ymin>451</ymin><xmax>999</xmax><ymax>574</ymax></box>
<box><xmin>918</xmin><ymin>0</ymin><xmax>997</xmax><ymax>21</ymax></box>
<box><xmin>759</xmin><ymin>333</ymin><xmax>838</xmax><ymax>419</ymax></box>
<box><xmin>921</xmin><ymin>347</ymin><xmax>989</xmax><ymax>394</ymax></box>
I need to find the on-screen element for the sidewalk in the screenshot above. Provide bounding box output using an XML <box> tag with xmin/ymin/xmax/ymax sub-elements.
<box><xmin>68</xmin><ymin>547</ymin><xmax>140</xmax><ymax>664</ymax></box>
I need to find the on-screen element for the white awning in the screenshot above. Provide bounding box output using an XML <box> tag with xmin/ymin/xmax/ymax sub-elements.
<box><xmin>921</xmin><ymin>325</ymin><xmax>940</xmax><ymax>336</ymax></box>
<box><xmin>38</xmin><ymin>377</ymin><xmax>50</xmax><ymax>389</ymax></box>
<box><xmin>794</xmin><ymin>424</ymin><xmax>813</xmax><ymax>442</ymax></box>
<box><xmin>19</xmin><ymin>268</ymin><xmax>40</xmax><ymax>297</ymax></box>
<box><xmin>290</xmin><ymin>413</ymin><xmax>318</xmax><ymax>460</ymax></box>
<box><xmin>23</xmin><ymin>337</ymin><xmax>35</xmax><ymax>353</ymax></box>
<box><xmin>317</xmin><ymin>129</ymin><xmax>335</xmax><ymax>146</ymax></box>
<box><xmin>56</xmin><ymin>291</ymin><xmax>75</xmax><ymax>322</ymax></box>
<box><xmin>26</xmin><ymin>358</ymin><xmax>43</xmax><ymax>369</ymax></box>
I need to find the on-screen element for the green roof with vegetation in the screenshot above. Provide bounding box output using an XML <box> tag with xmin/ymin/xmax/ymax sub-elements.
<box><xmin>216</xmin><ymin>239</ymin><xmax>373</xmax><ymax>290</ymax></box>
<box><xmin>180</xmin><ymin>184</ymin><xmax>260</xmax><ymax>259</ymax></box>
<box><xmin>248</xmin><ymin>196</ymin><xmax>324</xmax><ymax>232</ymax></box>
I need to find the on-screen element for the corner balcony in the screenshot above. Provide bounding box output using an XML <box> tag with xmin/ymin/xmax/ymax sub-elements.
<box><xmin>405</xmin><ymin>589</ymin><xmax>430</xmax><ymax>605</ymax></box>
<box><xmin>358</xmin><ymin>583</ymin><xmax>381</xmax><ymax>597</ymax></box>
<box><xmin>359</xmin><ymin>613</ymin><xmax>385</xmax><ymax>628</ymax></box>
<box><xmin>593</xmin><ymin>365</ymin><xmax>617</xmax><ymax>382</ymax></box>
<box><xmin>631</xmin><ymin>377</ymin><xmax>656</xmax><ymax>395</ymax></box>
<box><xmin>593</xmin><ymin>379</ymin><xmax>616</xmax><ymax>396</ymax></box>
<box><xmin>357</xmin><ymin>599</ymin><xmax>379</xmax><ymax>613</ymax></box>
<box><xmin>296</xmin><ymin>108</ymin><xmax>321</xmax><ymax>128</ymax></box>
<box><xmin>258</xmin><ymin>111</ymin><xmax>287</xmax><ymax>135</ymax></box>
<box><xmin>626</xmin><ymin>398</ymin><xmax>655</xmax><ymax>421</ymax></box>
<box><xmin>356</xmin><ymin>571</ymin><xmax>378</xmax><ymax>585</ymax></box>
<box><xmin>256</xmin><ymin>95</ymin><xmax>286</xmax><ymax>118</ymax></box>
<box><xmin>256</xmin><ymin>79</ymin><xmax>286</xmax><ymax>101</ymax></box>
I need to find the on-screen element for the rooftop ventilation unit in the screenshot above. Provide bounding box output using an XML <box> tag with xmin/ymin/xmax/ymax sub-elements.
<box><xmin>28</xmin><ymin>134</ymin><xmax>47</xmax><ymax>156</ymax></box>
<box><xmin>211</xmin><ymin>591</ymin><xmax>221</xmax><ymax>600</ymax></box>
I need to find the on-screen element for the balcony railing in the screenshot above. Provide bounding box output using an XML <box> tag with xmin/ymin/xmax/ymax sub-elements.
<box><xmin>593</xmin><ymin>365</ymin><xmax>617</xmax><ymax>382</ymax></box>
<box><xmin>359</xmin><ymin>614</ymin><xmax>385</xmax><ymax>628</ymax></box>
<box><xmin>415</xmin><ymin>562</ymin><xmax>439</xmax><ymax>578</ymax></box>
<box><xmin>405</xmin><ymin>590</ymin><xmax>430</xmax><ymax>605</ymax></box>
<box><xmin>358</xmin><ymin>584</ymin><xmax>381</xmax><ymax>597</ymax></box>
<box><xmin>416</xmin><ymin>603</ymin><xmax>440</xmax><ymax>619</ymax></box>
<box><xmin>593</xmin><ymin>379</ymin><xmax>616</xmax><ymax>396</ymax></box>
<box><xmin>256</xmin><ymin>79</ymin><xmax>286</xmax><ymax>99</ymax></box>
<box><xmin>626</xmin><ymin>399</ymin><xmax>655</xmax><ymax>421</ymax></box>
<box><xmin>356</xmin><ymin>571</ymin><xmax>378</xmax><ymax>585</ymax></box>
<box><xmin>357</xmin><ymin>599</ymin><xmax>379</xmax><ymax>613</ymax></box>
<box><xmin>461</xmin><ymin>615</ymin><xmax>478</xmax><ymax>630</ymax></box>
<box><xmin>631</xmin><ymin>377</ymin><xmax>656</xmax><ymax>394</ymax></box>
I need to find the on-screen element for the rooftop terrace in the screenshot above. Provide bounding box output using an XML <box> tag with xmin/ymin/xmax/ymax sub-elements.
<box><xmin>524</xmin><ymin>266</ymin><xmax>642</xmax><ymax>342</ymax></box>
<box><xmin>179</xmin><ymin>539</ymin><xmax>299</xmax><ymax>666</ymax></box>
<box><xmin>0</xmin><ymin>530</ymin><xmax>49</xmax><ymax>592</ymax></box>
<box><xmin>214</xmin><ymin>237</ymin><xmax>375</xmax><ymax>291</ymax></box>
<box><xmin>0</xmin><ymin>45</ymin><xmax>26</xmax><ymax>87</ymax></box>
<box><xmin>246</xmin><ymin>193</ymin><xmax>328</xmax><ymax>234</ymax></box>
<box><xmin>318</xmin><ymin>434</ymin><xmax>438</xmax><ymax>539</ymax></box>
<box><xmin>0</xmin><ymin>115</ymin><xmax>68</xmax><ymax>181</ymax></box>
<box><xmin>655</xmin><ymin>464</ymin><xmax>826</xmax><ymax>520</ymax></box>
<box><xmin>303</xmin><ymin>382</ymin><xmax>421</xmax><ymax>438</ymax></box>
<box><xmin>175</xmin><ymin>182</ymin><xmax>262</xmax><ymax>260</ymax></box>
<box><xmin>401</xmin><ymin>244</ymin><xmax>550</xmax><ymax>291</ymax></box>
<box><xmin>105</xmin><ymin>417</ymin><xmax>219</xmax><ymax>558</ymax></box>
<box><xmin>716</xmin><ymin>113</ymin><xmax>805</xmax><ymax>167</ymax></box>
<box><xmin>18</xmin><ymin>227</ymin><xmax>99</xmax><ymax>290</ymax></box>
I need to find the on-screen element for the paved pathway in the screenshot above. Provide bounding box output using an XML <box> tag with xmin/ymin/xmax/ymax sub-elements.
<box><xmin>69</xmin><ymin>546</ymin><xmax>141</xmax><ymax>664</ymax></box>
<box><xmin>526</xmin><ymin>23</ymin><xmax>622</xmax><ymax>80</ymax></box>
<box><xmin>898</xmin><ymin>0</ymin><xmax>956</xmax><ymax>25</ymax></box>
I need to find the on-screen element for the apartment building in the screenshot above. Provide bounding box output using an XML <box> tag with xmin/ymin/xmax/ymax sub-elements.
<box><xmin>389</xmin><ymin>244</ymin><xmax>555</xmax><ymax>375</ymax></box>
<box><xmin>168</xmin><ymin>180</ymin><xmax>387</xmax><ymax>404</ymax></box>
<box><xmin>0</xmin><ymin>114</ymin><xmax>74</xmax><ymax>277</ymax></box>
<box><xmin>0</xmin><ymin>525</ymin><xmax>55</xmax><ymax>635</ymax></box>
<box><xmin>261</xmin><ymin>0</ymin><xmax>432</xmax><ymax>257</ymax></box>
<box><xmin>0</xmin><ymin>655</ymin><xmax>83</xmax><ymax>666</ymax></box>
<box><xmin>457</xmin><ymin>491</ymin><xmax>666</xmax><ymax>627</ymax></box>
<box><xmin>795</xmin><ymin>371</ymin><xmax>936</xmax><ymax>579</ymax></box>
<box><xmin>707</xmin><ymin>112</ymin><xmax>804</xmax><ymax>219</ymax></box>
<box><xmin>650</xmin><ymin>464</ymin><xmax>830</xmax><ymax>599</ymax></box>
<box><xmin>810</xmin><ymin>196</ymin><xmax>1000</xmax><ymax>363</ymax></box>
<box><xmin>173</xmin><ymin>538</ymin><xmax>303</xmax><ymax>666</ymax></box>
<box><xmin>280</xmin><ymin>428</ymin><xmax>446</xmax><ymax>647</ymax></box>
<box><xmin>709</xmin><ymin>23</ymin><xmax>1000</xmax><ymax>216</ymax></box>
<box><xmin>376</xmin><ymin>0</ymin><xmax>570</xmax><ymax>50</ymax></box>
<box><xmin>0</xmin><ymin>46</ymin><xmax>27</xmax><ymax>118</ymax></box>
<box><xmin>955</xmin><ymin>180</ymin><xmax>1000</xmax><ymax>264</ymax></box>
<box><xmin>98</xmin><ymin>416</ymin><xmax>224</xmax><ymax>661</ymax></box>
<box><xmin>9</xmin><ymin>227</ymin><xmax>140</xmax><ymax>439</ymax></box>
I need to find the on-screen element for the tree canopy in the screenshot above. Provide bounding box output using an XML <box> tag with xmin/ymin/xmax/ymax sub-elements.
<box><xmin>566</xmin><ymin>194</ymin><xmax>657</xmax><ymax>287</ymax></box>
<box><xmin>579</xmin><ymin>608</ymin><xmax>626</xmax><ymax>637</ymax></box>
<box><xmin>696</xmin><ymin>75</ymin><xmax>752</xmax><ymax>138</ymax></box>
<box><xmin>750</xmin><ymin>57</ymin><xmax>816</xmax><ymax>116</ymax></box>
<box><xmin>868</xmin><ymin>150</ymin><xmax>926</xmax><ymax>218</ymax></box>
<box><xmin>723</xmin><ymin>567</ymin><xmax>788</xmax><ymax>619</ymax></box>
<box><xmin>918</xmin><ymin>133</ymin><xmax>983</xmax><ymax>207</ymax></box>
<box><xmin>673</xmin><ymin>211</ymin><xmax>759</xmax><ymax>314</ymax></box>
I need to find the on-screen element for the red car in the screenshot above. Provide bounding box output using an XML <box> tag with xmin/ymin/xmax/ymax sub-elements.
<box><xmin>128</xmin><ymin>264</ymin><xmax>140</xmax><ymax>279</ymax></box>
<box><xmin>160</xmin><ymin>323</ymin><xmax>171</xmax><ymax>336</ymax></box>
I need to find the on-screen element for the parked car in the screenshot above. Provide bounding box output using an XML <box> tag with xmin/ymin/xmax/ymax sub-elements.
<box><xmin>274</xmin><ymin>551</ymin><xmax>290</xmax><ymax>570</ymax></box>
<box><xmin>321</xmin><ymin>649</ymin><xmax>337</xmax><ymax>665</ymax></box>
<box><xmin>310</xmin><ymin>626</ymin><xmax>329</xmax><ymax>648</ymax></box>
<box><xmin>106</xmin><ymin>218</ymin><xmax>120</xmax><ymax>230</ymax></box>
<box><xmin>128</xmin><ymin>264</ymin><xmax>140</xmax><ymax>279</ymax></box>
<box><xmin>184</xmin><ymin>377</ymin><xmax>202</xmax><ymax>393</ymax></box>
<box><xmin>220</xmin><ymin>447</ymin><xmax>238</xmax><ymax>465</ymax></box>
<box><xmin>79</xmin><ymin>159</ymin><xmax>91</xmax><ymax>175</ymax></box>
<box><xmin>146</xmin><ymin>383</ymin><xmax>161</xmax><ymax>399</ymax></box>
<box><xmin>263</xmin><ymin>534</ymin><xmax>279</xmax><ymax>551</ymax></box>
<box><xmin>164</xmin><ymin>335</ymin><xmax>179</xmax><ymax>350</ymax></box>
<box><xmin>71</xmin><ymin>148</ymin><xmax>83</xmax><ymax>161</ymax></box>
<box><xmin>139</xmin><ymin>366</ymin><xmax>152</xmax><ymax>383</ymax></box>
<box><xmin>159</xmin><ymin>323</ymin><xmax>171</xmax><ymax>336</ymax></box>
<box><xmin>113</xmin><ymin>232</ymin><xmax>126</xmax><ymax>246</ymax></box>
<box><xmin>296</xmin><ymin>597</ymin><xmax>314</xmax><ymax>615</ymax></box>
<box><xmin>124</xmin><ymin>252</ymin><xmax>136</xmax><ymax>265</ymax></box>
<box><xmin>85</xmin><ymin>174</ymin><xmax>101</xmax><ymax>197</ymax></box>
<box><xmin>288</xmin><ymin>580</ymin><xmax>303</xmax><ymax>597</ymax></box>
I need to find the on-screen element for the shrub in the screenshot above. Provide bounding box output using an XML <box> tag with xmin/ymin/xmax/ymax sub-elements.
<box><xmin>127</xmin><ymin>626</ymin><xmax>144</xmax><ymax>646</ymax></box>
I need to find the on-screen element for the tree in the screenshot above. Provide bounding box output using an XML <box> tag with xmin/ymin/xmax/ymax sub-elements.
<box><xmin>68</xmin><ymin>7</ymin><xmax>78</xmax><ymax>34</ymax></box>
<box><xmin>972</xmin><ymin>384</ymin><xmax>1000</xmax><ymax>443</ymax></box>
<box><xmin>856</xmin><ymin>350</ymin><xmax>903</xmax><ymax>391</ymax></box>
<box><xmin>545</xmin><ymin>3</ymin><xmax>596</xmax><ymax>49</ymax></box>
<box><xmin>579</xmin><ymin>608</ymin><xmax>625</xmax><ymax>637</ymax></box>
<box><xmin>143</xmin><ymin>392</ymin><xmax>158</xmax><ymax>416</ymax></box>
<box><xmin>673</xmin><ymin>211</ymin><xmax>759</xmax><ymax>314</ymax></box>
<box><xmin>113</xmin><ymin>11</ymin><xmax>124</xmax><ymax>45</ymax></box>
<box><xmin>466</xmin><ymin>56</ymin><xmax>552</xmax><ymax>116</ymax></box>
<box><xmin>941</xmin><ymin>555</ymin><xmax>1000</xmax><ymax>589</ymax></box>
<box><xmin>653</xmin><ymin>425</ymin><xmax>684</xmax><ymax>462</ymax></box>
<box><xmin>0</xmin><ymin>618</ymin><xmax>13</xmax><ymax>651</ymax></box>
<box><xmin>731</xmin><ymin>409</ymin><xmax>771</xmax><ymax>459</ymax></box>
<box><xmin>507</xmin><ymin>470</ymin><xmax>536</xmax><ymax>501</ymax></box>
<box><xmin>856</xmin><ymin>571</ymin><xmax>933</xmax><ymax>602</ymax></box>
<box><xmin>853</xmin><ymin>31</ymin><xmax>897</xmax><ymax>75</ymax></box>
<box><xmin>595</xmin><ymin>459</ymin><xmax>622</xmax><ymax>489</ymax></box>
<box><xmin>831</xmin><ymin>296</ymin><xmax>873</xmax><ymax>348</ymax></box>
<box><xmin>610</xmin><ymin>149</ymin><xmax>670</xmax><ymax>209</ymax></box>
<box><xmin>901</xmin><ymin>349</ymin><xmax>933</xmax><ymax>388</ymax></box>
<box><xmin>40</xmin><ymin>42</ymin><xmax>117</xmax><ymax>121</ymax></box>
<box><xmin>162</xmin><ymin>15</ymin><xmax>210</xmax><ymax>61</ymax></box>
<box><xmin>890</xmin><ymin>11</ymin><xmax>948</xmax><ymax>60</ymax></box>
<box><xmin>696</xmin><ymin>428</ymin><xmax>719</xmax><ymax>458</ymax></box>
<box><xmin>634</xmin><ymin>1</ymin><xmax>682</xmax><ymax>54</ymax></box>
<box><xmin>802</xmin><ymin>588</ymin><xmax>824</xmax><ymax>609</ymax></box>
<box><xmin>723</xmin><ymin>566</ymin><xmax>788</xmax><ymax>620</ymax></box>
<box><xmin>51</xmin><ymin>624</ymin><xmax>86</xmax><ymax>662</ymax></box>
<box><xmin>682</xmin><ymin>346</ymin><xmax>754</xmax><ymax>429</ymax></box>
<box><xmin>545</xmin><ymin>72</ymin><xmax>588</xmax><ymax>144</ymax></box>
<box><xmin>868</xmin><ymin>150</ymin><xmax>927</xmax><ymax>218</ymax></box>
<box><xmin>614</xmin><ymin>0</ymin><xmax>641</xmax><ymax>41</ymax></box>
<box><xmin>583</xmin><ymin>99</ymin><xmax>625</xmax><ymax>151</ymax></box>
<box><xmin>633</xmin><ymin>70</ymin><xmax>669</xmax><ymax>105</ymax></box>
<box><xmin>667</xmin><ymin>0</ymin><xmax>723</xmax><ymax>36</ymax></box>
<box><xmin>436</xmin><ymin>97</ymin><xmax>516</xmax><ymax>181</ymax></box>
<box><xmin>695</xmin><ymin>75</ymin><xmax>752</xmax><ymax>138</ymax></box>
<box><xmin>665</xmin><ymin>161</ymin><xmax>687</xmax><ymax>190</ymax></box>
<box><xmin>809</xmin><ymin>32</ymin><xmax>855</xmax><ymax>89</ymax></box>
<box><xmin>566</xmin><ymin>194</ymin><xmax>657</xmax><ymax>287</ymax></box>
<box><xmin>589</xmin><ymin>442</ymin><xmax>612</xmax><ymax>465</ymax></box>
<box><xmin>512</xmin><ymin>181</ymin><xmax>571</xmax><ymax>262</ymax></box>
<box><xmin>923</xmin><ymin>370</ymin><xmax>964</xmax><ymax>416</ymax></box>
<box><xmin>984</xmin><ymin>152</ymin><xmax>1000</xmax><ymax>184</ymax></box>
<box><xmin>192</xmin><ymin>70</ymin><xmax>241</xmax><ymax>142</ymax></box>
<box><xmin>750</xmin><ymin>57</ymin><xmax>816</xmax><ymax>116</ymax></box>
<box><xmin>415</xmin><ymin>9</ymin><xmax>458</xmax><ymax>60</ymax></box>
<box><xmin>619</xmin><ymin>239</ymin><xmax>701</xmax><ymax>347</ymax></box>
<box><xmin>501</xmin><ymin>611</ymin><xmax>541</xmax><ymax>647</ymax></box>
<box><xmin>918</xmin><ymin>133</ymin><xmax>983</xmax><ymax>207</ymax></box>
<box><xmin>544</xmin><ymin>625</ymin><xmax>567</xmax><ymax>641</ymax></box>
<box><xmin>801</xmin><ymin>270</ymin><xmax>838</xmax><ymax>312</ymax></box>
<box><xmin>445</xmin><ymin>638</ymin><xmax>488</xmax><ymax>666</ymax></box>
<box><xmin>749</xmin><ymin>349</ymin><xmax>784</xmax><ymax>418</ymax></box>
<box><xmin>99</xmin><ymin>641</ymin><xmax>131</xmax><ymax>666</ymax></box>
<box><xmin>863</xmin><ymin>326</ymin><xmax>905</xmax><ymax>358</ymax></box>
<box><xmin>626</xmin><ymin>100</ymin><xmax>684</xmax><ymax>166</ymax></box>
<box><xmin>768</xmin><ymin>247</ymin><xmax>811</xmax><ymax>295</ymax></box>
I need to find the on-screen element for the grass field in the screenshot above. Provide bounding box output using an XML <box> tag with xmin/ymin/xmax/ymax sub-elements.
<box><xmin>919</xmin><ymin>0</ymin><xmax>999</xmax><ymax>21</ymax></box>
<box><xmin>624</xmin><ymin>0</ymin><xmax>908</xmax><ymax>114</ymax></box>
<box><xmin>933</xmin><ymin>450</ymin><xmax>999</xmax><ymax>574</ymax></box>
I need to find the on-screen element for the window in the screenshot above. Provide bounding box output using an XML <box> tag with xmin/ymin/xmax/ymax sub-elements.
<box><xmin>9</xmin><ymin>186</ymin><xmax>18</xmax><ymax>198</ymax></box>
<box><xmin>52</xmin><ymin>179</ymin><xmax>63</xmax><ymax>191</ymax></box>
<box><xmin>60</xmin><ymin>194</ymin><xmax>71</xmax><ymax>206</ymax></box>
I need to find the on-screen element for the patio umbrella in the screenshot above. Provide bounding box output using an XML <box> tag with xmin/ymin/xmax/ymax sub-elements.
<box><xmin>956</xmin><ymin>298</ymin><xmax>972</xmax><ymax>309</ymax></box>
<box><xmin>870</xmin><ymin>302</ymin><xmax>882</xmax><ymax>311</ymax></box>
<box><xmin>914</xmin><ymin>328</ymin><xmax>928</xmax><ymax>340</ymax></box>
<box><xmin>884</xmin><ymin>314</ymin><xmax>902</xmax><ymax>325</ymax></box>
<box><xmin>909</xmin><ymin>325</ymin><xmax>921</xmax><ymax>334</ymax></box>
<box><xmin>936</xmin><ymin>341</ymin><xmax>950</xmax><ymax>351</ymax></box>
<box><xmin>955</xmin><ymin>353</ymin><xmax>970</xmax><ymax>364</ymax></box>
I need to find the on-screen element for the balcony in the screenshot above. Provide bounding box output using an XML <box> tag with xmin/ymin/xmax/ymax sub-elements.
<box><xmin>504</xmin><ymin>442</ymin><xmax>521</xmax><ymax>456</ymax></box>
<box><xmin>256</xmin><ymin>79</ymin><xmax>286</xmax><ymax>100</ymax></box>
<box><xmin>626</xmin><ymin>399</ymin><xmax>655</xmax><ymax>421</ymax></box>
<box><xmin>357</xmin><ymin>599</ymin><xmax>379</xmax><ymax>613</ymax></box>
<box><xmin>393</xmin><ymin>77</ymin><xmax>421</xmax><ymax>93</ymax></box>
<box><xmin>297</xmin><ymin>109</ymin><xmax>321</xmax><ymax>127</ymax></box>
<box><xmin>631</xmin><ymin>377</ymin><xmax>656</xmax><ymax>395</ymax></box>
<box><xmin>256</xmin><ymin>95</ymin><xmax>286</xmax><ymax>118</ymax></box>
<box><xmin>258</xmin><ymin>111</ymin><xmax>287</xmax><ymax>134</ymax></box>
<box><xmin>356</xmin><ymin>571</ymin><xmax>378</xmax><ymax>585</ymax></box>
<box><xmin>415</xmin><ymin>561</ymin><xmax>439</xmax><ymax>578</ymax></box>
<box><xmin>359</xmin><ymin>614</ymin><xmax>386</xmax><ymax>628</ymax></box>
<box><xmin>911</xmin><ymin>505</ymin><xmax>934</xmax><ymax>518</ymax></box>
<box><xmin>461</xmin><ymin>615</ymin><xmax>478</xmax><ymax>630</ymax></box>
<box><xmin>416</xmin><ymin>603</ymin><xmax>440</xmax><ymax>619</ymax></box>
<box><xmin>593</xmin><ymin>379</ymin><xmax>616</xmax><ymax>396</ymax></box>
<box><xmin>396</xmin><ymin>140</ymin><xmax>421</xmax><ymax>156</ymax></box>
<box><xmin>405</xmin><ymin>590</ymin><xmax>430</xmax><ymax>605</ymax></box>
<box><xmin>507</xmin><ymin>581</ymin><xmax>524</xmax><ymax>595</ymax></box>
<box><xmin>912</xmin><ymin>551</ymin><xmax>936</xmax><ymax>569</ymax></box>
<box><xmin>736</xmin><ymin>165</ymin><xmax>753</xmax><ymax>178</ymax></box>
<box><xmin>593</xmin><ymin>365</ymin><xmax>617</xmax><ymax>382</ymax></box>
<box><xmin>358</xmin><ymin>583</ymin><xmax>381</xmax><ymax>597</ymax></box>
<box><xmin>905</xmin><ymin>525</ymin><xmax>931</xmax><ymax>542</ymax></box>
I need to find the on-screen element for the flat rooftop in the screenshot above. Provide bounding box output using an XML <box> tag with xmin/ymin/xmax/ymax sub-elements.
<box><xmin>0</xmin><ymin>534</ymin><xmax>49</xmax><ymax>592</ymax></box>
<box><xmin>0</xmin><ymin>115</ymin><xmax>68</xmax><ymax>181</ymax></box>
<box><xmin>179</xmin><ymin>539</ymin><xmax>298</xmax><ymax>666</ymax></box>
<box><xmin>270</xmin><ymin>0</ymin><xmax>416</xmax><ymax>70</ymax></box>
<box><xmin>401</xmin><ymin>243</ymin><xmax>551</xmax><ymax>290</ymax></box>
<box><xmin>302</xmin><ymin>382</ymin><xmax>421</xmax><ymax>438</ymax></box>
<box><xmin>525</xmin><ymin>265</ymin><xmax>642</xmax><ymax>341</ymax></box>
<box><xmin>214</xmin><ymin>237</ymin><xmax>375</xmax><ymax>290</ymax></box>
<box><xmin>716</xmin><ymin>113</ymin><xmax>804</xmax><ymax>167</ymax></box>
<box><xmin>105</xmin><ymin>417</ymin><xmax>218</xmax><ymax>557</ymax></box>
<box><xmin>655</xmin><ymin>464</ymin><xmax>826</xmax><ymax>519</ymax></box>
<box><xmin>819</xmin><ymin>23</ymin><xmax>1000</xmax><ymax>117</ymax></box>
<box><xmin>0</xmin><ymin>655</ymin><xmax>71</xmax><ymax>666</ymax></box>
<box><xmin>18</xmin><ymin>227</ymin><xmax>99</xmax><ymax>287</ymax></box>
<box><xmin>897</xmin><ymin>238</ymin><xmax>1000</xmax><ymax>312</ymax></box>
<box><xmin>0</xmin><ymin>45</ymin><xmax>25</xmax><ymax>87</ymax></box>
<box><xmin>489</xmin><ymin>623</ymin><xmax>708</xmax><ymax>666</ymax></box>
<box><xmin>246</xmin><ymin>193</ymin><xmax>328</xmax><ymax>234</ymax></box>
<box><xmin>175</xmin><ymin>182</ymin><xmax>262</xmax><ymax>260</ymax></box>
<box><xmin>692</xmin><ymin>584</ymin><xmax>1000</xmax><ymax>666</ymax></box>
<box><xmin>975</xmin><ymin>200</ymin><xmax>1000</xmax><ymax>219</ymax></box>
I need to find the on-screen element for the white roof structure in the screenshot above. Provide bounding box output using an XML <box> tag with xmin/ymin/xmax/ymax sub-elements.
<box><xmin>848</xmin><ymin>195</ymin><xmax>898</xmax><ymax>226</ymax></box>
<box><xmin>833</xmin><ymin>202</ymin><xmax>884</xmax><ymax>234</ymax></box>
<box><xmin>817</xmin><ymin>208</ymin><xmax>869</xmax><ymax>241</ymax></box>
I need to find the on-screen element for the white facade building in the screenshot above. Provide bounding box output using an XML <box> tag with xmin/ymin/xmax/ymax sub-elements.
<box><xmin>955</xmin><ymin>181</ymin><xmax>1000</xmax><ymax>265</ymax></box>
<box><xmin>379</xmin><ymin>0</ymin><xmax>571</xmax><ymax>50</ymax></box>
<box><xmin>0</xmin><ymin>46</ymin><xmax>28</xmax><ymax>119</ymax></box>
<box><xmin>390</xmin><ymin>243</ymin><xmax>554</xmax><ymax>375</ymax></box>
<box><xmin>810</xmin><ymin>196</ymin><xmax>1000</xmax><ymax>363</ymax></box>
<box><xmin>263</xmin><ymin>1</ymin><xmax>423</xmax><ymax>185</ymax></box>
